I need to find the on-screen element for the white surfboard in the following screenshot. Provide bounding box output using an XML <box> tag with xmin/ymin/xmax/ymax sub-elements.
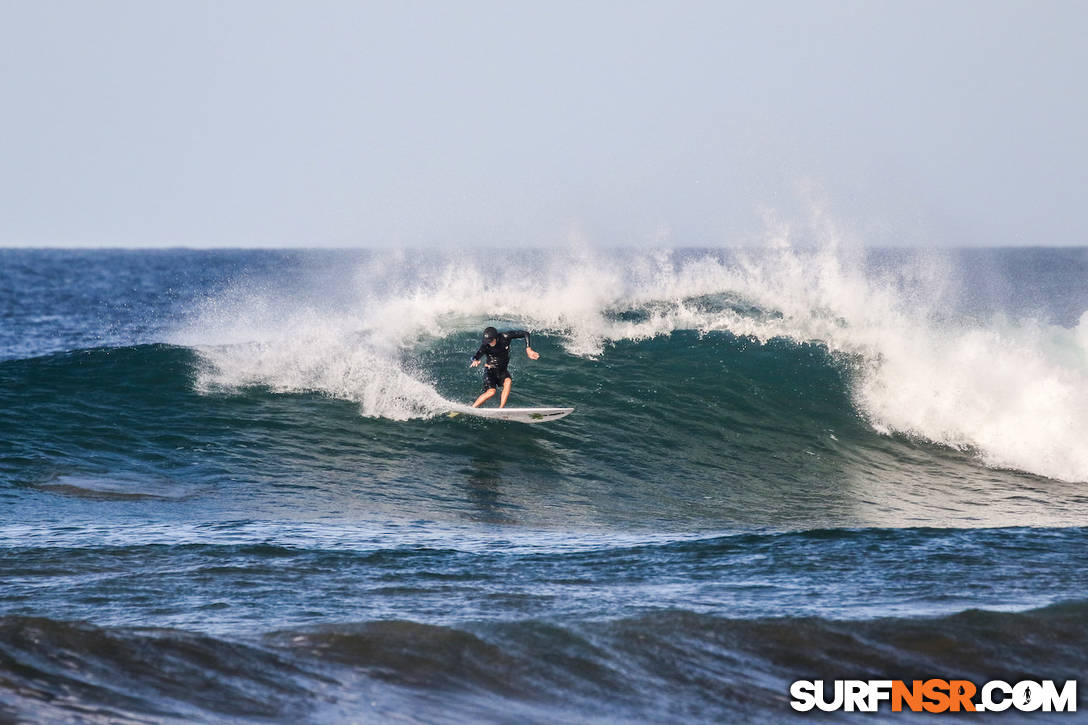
<box><xmin>449</xmin><ymin>405</ymin><xmax>574</xmax><ymax>423</ymax></box>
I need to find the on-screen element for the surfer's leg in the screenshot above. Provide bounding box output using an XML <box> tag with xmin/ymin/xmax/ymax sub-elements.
<box><xmin>473</xmin><ymin>388</ymin><xmax>496</xmax><ymax>407</ymax></box>
<box><xmin>499</xmin><ymin>377</ymin><xmax>512</xmax><ymax>408</ymax></box>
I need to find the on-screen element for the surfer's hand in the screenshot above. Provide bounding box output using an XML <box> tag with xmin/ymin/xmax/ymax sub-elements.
<box><xmin>470</xmin><ymin>359</ymin><xmax>480</xmax><ymax>367</ymax></box>
<box><xmin>526</xmin><ymin>347</ymin><xmax>540</xmax><ymax>360</ymax></box>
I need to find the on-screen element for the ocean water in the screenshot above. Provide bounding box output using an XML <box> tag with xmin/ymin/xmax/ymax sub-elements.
<box><xmin>1</xmin><ymin>244</ymin><xmax>1086</xmax><ymax>723</ymax></box>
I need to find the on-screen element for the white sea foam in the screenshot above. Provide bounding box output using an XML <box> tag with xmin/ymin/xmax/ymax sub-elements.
<box><xmin>174</xmin><ymin>228</ymin><xmax>1088</xmax><ymax>483</ymax></box>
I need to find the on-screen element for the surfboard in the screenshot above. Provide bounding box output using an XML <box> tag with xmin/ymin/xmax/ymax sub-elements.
<box><xmin>448</xmin><ymin>406</ymin><xmax>574</xmax><ymax>423</ymax></box>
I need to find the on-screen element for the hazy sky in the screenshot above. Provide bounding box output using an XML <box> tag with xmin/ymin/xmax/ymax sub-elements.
<box><xmin>1</xmin><ymin>0</ymin><xmax>1085</xmax><ymax>247</ymax></box>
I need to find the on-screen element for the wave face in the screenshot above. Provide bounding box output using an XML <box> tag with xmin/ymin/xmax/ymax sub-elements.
<box><xmin>1</xmin><ymin>245</ymin><xmax>1087</xmax><ymax>723</ymax></box>
<box><xmin>166</xmin><ymin>244</ymin><xmax>1088</xmax><ymax>484</ymax></box>
<box><xmin>2</xmin><ymin>602</ymin><xmax>1087</xmax><ymax>723</ymax></box>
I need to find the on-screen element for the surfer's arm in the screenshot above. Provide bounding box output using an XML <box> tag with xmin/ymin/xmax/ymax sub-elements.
<box><xmin>470</xmin><ymin>344</ymin><xmax>487</xmax><ymax>367</ymax></box>
<box><xmin>506</xmin><ymin>330</ymin><xmax>540</xmax><ymax>360</ymax></box>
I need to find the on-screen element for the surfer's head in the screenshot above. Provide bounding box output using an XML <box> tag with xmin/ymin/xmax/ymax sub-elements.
<box><xmin>482</xmin><ymin>327</ymin><xmax>498</xmax><ymax>346</ymax></box>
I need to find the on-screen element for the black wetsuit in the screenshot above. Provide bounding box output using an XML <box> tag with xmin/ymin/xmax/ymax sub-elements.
<box><xmin>472</xmin><ymin>330</ymin><xmax>532</xmax><ymax>391</ymax></box>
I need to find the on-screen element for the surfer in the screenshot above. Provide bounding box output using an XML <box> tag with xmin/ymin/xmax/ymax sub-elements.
<box><xmin>470</xmin><ymin>326</ymin><xmax>539</xmax><ymax>408</ymax></box>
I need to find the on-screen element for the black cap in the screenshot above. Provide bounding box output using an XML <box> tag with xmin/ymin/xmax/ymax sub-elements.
<box><xmin>482</xmin><ymin>326</ymin><xmax>498</xmax><ymax>341</ymax></box>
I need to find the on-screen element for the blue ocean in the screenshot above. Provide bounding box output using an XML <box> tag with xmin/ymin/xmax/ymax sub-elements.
<box><xmin>1</xmin><ymin>245</ymin><xmax>1086</xmax><ymax>723</ymax></box>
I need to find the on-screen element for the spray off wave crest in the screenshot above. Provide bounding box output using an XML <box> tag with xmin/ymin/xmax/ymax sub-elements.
<box><xmin>174</xmin><ymin>240</ymin><xmax>1088</xmax><ymax>483</ymax></box>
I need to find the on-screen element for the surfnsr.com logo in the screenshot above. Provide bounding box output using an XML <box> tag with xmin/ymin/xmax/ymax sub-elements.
<box><xmin>790</xmin><ymin>679</ymin><xmax>1077</xmax><ymax>713</ymax></box>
